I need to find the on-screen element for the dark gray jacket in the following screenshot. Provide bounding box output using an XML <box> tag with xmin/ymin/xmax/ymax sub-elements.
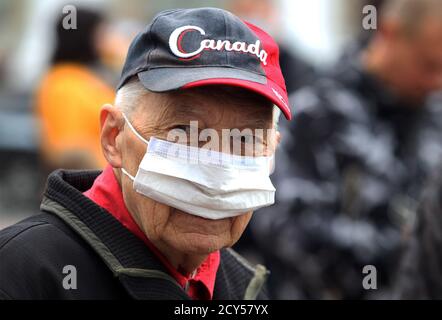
<box><xmin>395</xmin><ymin>166</ymin><xmax>442</xmax><ymax>299</ymax></box>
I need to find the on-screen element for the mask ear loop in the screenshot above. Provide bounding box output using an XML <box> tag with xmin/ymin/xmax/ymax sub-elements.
<box><xmin>121</xmin><ymin>112</ymin><xmax>150</xmax><ymax>181</ymax></box>
<box><xmin>121</xmin><ymin>168</ymin><xmax>136</xmax><ymax>181</ymax></box>
<box><xmin>269</xmin><ymin>153</ymin><xmax>276</xmax><ymax>175</ymax></box>
<box><xmin>121</xmin><ymin>112</ymin><xmax>150</xmax><ymax>145</ymax></box>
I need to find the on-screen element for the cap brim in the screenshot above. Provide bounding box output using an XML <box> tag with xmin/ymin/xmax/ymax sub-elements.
<box><xmin>138</xmin><ymin>67</ymin><xmax>292</xmax><ymax>120</ymax></box>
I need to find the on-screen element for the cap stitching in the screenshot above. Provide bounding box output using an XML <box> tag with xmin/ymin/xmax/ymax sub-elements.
<box><xmin>222</xmin><ymin>10</ymin><xmax>229</xmax><ymax>66</ymax></box>
<box><xmin>145</xmin><ymin>15</ymin><xmax>163</xmax><ymax>72</ymax></box>
<box><xmin>146</xmin><ymin>9</ymin><xmax>185</xmax><ymax>72</ymax></box>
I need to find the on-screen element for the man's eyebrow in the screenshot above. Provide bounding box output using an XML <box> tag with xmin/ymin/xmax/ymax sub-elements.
<box><xmin>238</xmin><ymin>117</ymin><xmax>272</xmax><ymax>129</ymax></box>
<box><xmin>237</xmin><ymin>107</ymin><xmax>273</xmax><ymax>129</ymax></box>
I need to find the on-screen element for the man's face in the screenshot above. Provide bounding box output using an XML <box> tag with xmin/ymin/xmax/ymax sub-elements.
<box><xmin>115</xmin><ymin>86</ymin><xmax>275</xmax><ymax>255</ymax></box>
<box><xmin>385</xmin><ymin>18</ymin><xmax>442</xmax><ymax>102</ymax></box>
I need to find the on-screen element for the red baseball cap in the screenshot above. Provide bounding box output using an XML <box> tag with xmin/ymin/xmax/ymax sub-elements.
<box><xmin>117</xmin><ymin>7</ymin><xmax>292</xmax><ymax>120</ymax></box>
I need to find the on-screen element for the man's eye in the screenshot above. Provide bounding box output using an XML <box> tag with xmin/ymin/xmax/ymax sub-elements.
<box><xmin>238</xmin><ymin>135</ymin><xmax>254</xmax><ymax>144</ymax></box>
<box><xmin>173</xmin><ymin>125</ymin><xmax>191</xmax><ymax>133</ymax></box>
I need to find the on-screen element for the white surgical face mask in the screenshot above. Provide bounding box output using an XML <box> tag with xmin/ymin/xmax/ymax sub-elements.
<box><xmin>121</xmin><ymin>113</ymin><xmax>276</xmax><ymax>220</ymax></box>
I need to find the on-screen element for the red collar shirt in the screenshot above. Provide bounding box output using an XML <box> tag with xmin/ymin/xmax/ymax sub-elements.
<box><xmin>84</xmin><ymin>165</ymin><xmax>220</xmax><ymax>300</ymax></box>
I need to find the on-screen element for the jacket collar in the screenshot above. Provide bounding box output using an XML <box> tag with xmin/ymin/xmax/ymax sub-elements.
<box><xmin>42</xmin><ymin>169</ymin><xmax>190</xmax><ymax>300</ymax></box>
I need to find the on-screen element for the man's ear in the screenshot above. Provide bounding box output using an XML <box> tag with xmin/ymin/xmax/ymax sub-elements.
<box><xmin>267</xmin><ymin>129</ymin><xmax>281</xmax><ymax>156</ymax></box>
<box><xmin>100</xmin><ymin>104</ymin><xmax>124</xmax><ymax>168</ymax></box>
<box><xmin>276</xmin><ymin>130</ymin><xmax>282</xmax><ymax>146</ymax></box>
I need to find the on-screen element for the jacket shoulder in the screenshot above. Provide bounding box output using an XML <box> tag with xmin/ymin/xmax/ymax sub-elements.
<box><xmin>0</xmin><ymin>213</ymin><xmax>119</xmax><ymax>299</ymax></box>
<box><xmin>0</xmin><ymin>213</ymin><xmax>79</xmax><ymax>253</ymax></box>
<box><xmin>0</xmin><ymin>214</ymin><xmax>77</xmax><ymax>299</ymax></box>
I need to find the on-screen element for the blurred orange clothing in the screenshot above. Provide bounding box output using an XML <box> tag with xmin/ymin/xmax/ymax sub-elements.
<box><xmin>36</xmin><ymin>63</ymin><xmax>114</xmax><ymax>169</ymax></box>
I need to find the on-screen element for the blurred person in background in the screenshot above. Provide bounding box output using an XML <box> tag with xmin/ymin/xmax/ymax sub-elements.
<box><xmin>227</xmin><ymin>0</ymin><xmax>316</xmax><ymax>94</ymax></box>
<box><xmin>94</xmin><ymin>19</ymin><xmax>144</xmax><ymax>86</ymax></box>
<box><xmin>249</xmin><ymin>0</ymin><xmax>442</xmax><ymax>299</ymax></box>
<box><xmin>35</xmin><ymin>7</ymin><xmax>115</xmax><ymax>172</ymax></box>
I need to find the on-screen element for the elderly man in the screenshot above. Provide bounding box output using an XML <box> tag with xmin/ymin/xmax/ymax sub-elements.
<box><xmin>0</xmin><ymin>8</ymin><xmax>291</xmax><ymax>300</ymax></box>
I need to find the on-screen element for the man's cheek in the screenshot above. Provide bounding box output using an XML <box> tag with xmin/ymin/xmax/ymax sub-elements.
<box><xmin>231</xmin><ymin>213</ymin><xmax>253</xmax><ymax>238</ymax></box>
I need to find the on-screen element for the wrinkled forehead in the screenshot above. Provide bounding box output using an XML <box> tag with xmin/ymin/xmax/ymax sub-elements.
<box><xmin>137</xmin><ymin>86</ymin><xmax>275</xmax><ymax>128</ymax></box>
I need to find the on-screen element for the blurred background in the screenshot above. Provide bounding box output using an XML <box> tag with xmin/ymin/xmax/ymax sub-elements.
<box><xmin>1</xmin><ymin>0</ymin><xmax>442</xmax><ymax>300</ymax></box>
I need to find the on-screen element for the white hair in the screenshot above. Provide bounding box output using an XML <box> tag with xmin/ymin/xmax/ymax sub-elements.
<box><xmin>272</xmin><ymin>104</ymin><xmax>281</xmax><ymax>129</ymax></box>
<box><xmin>114</xmin><ymin>78</ymin><xmax>149</xmax><ymax>116</ymax></box>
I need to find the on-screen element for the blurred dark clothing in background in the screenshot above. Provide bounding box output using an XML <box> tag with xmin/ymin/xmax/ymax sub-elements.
<box><xmin>279</xmin><ymin>45</ymin><xmax>316</xmax><ymax>94</ymax></box>
<box><xmin>0</xmin><ymin>94</ymin><xmax>42</xmax><ymax>229</ymax></box>
<box><xmin>240</xmin><ymin>40</ymin><xmax>442</xmax><ymax>299</ymax></box>
<box><xmin>395</xmin><ymin>162</ymin><xmax>442</xmax><ymax>299</ymax></box>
